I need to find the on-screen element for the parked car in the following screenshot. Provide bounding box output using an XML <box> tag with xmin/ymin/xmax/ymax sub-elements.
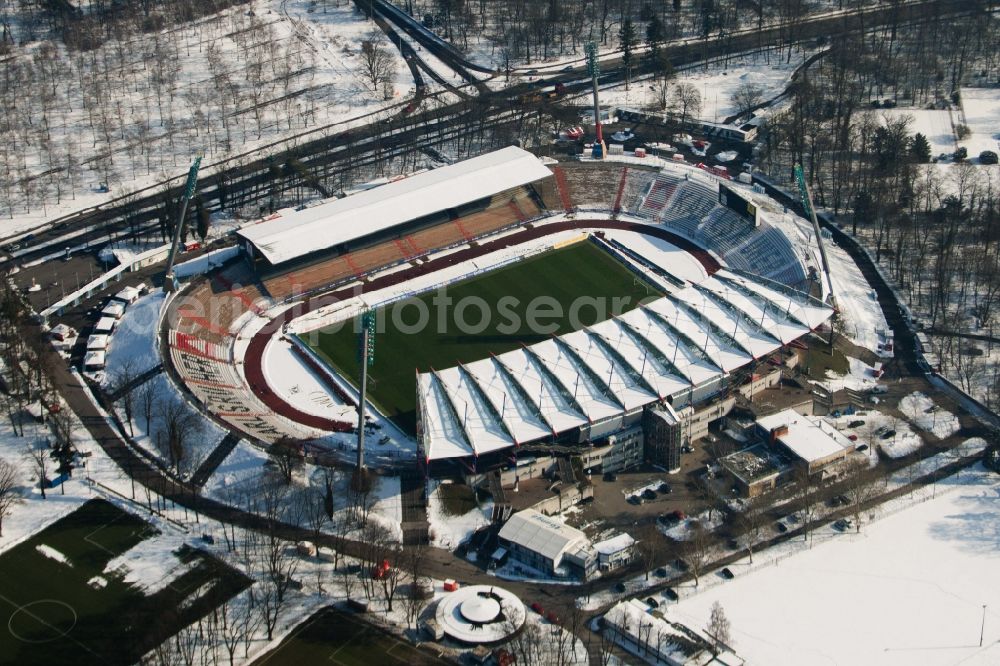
<box><xmin>847</xmin><ymin>434</ymin><xmax>859</xmax><ymax>441</ymax></box>
<box><xmin>530</xmin><ymin>602</ymin><xmax>545</xmax><ymax>614</ymax></box>
<box><xmin>658</xmin><ymin>482</ymin><xmax>672</xmax><ymax>495</ymax></box>
<box><xmin>614</xmin><ymin>582</ymin><xmax>627</xmax><ymax>593</ymax></box>
<box><xmin>856</xmin><ymin>444</ymin><xmax>869</xmax><ymax>452</ymax></box>
<box><xmin>655</xmin><ymin>567</ymin><xmax>669</xmax><ymax>578</ymax></box>
<box><xmin>834</xmin><ymin>519</ymin><xmax>854</xmax><ymax>531</ymax></box>
<box><xmin>603</xmin><ymin>472</ymin><xmax>617</xmax><ymax>482</ymax></box>
<box><xmin>720</xmin><ymin>567</ymin><xmax>735</xmax><ymax>580</ymax></box>
<box><xmin>849</xmin><ymin>420</ymin><xmax>865</xmax><ymax>428</ymax></box>
<box><xmin>611</xmin><ymin>130</ymin><xmax>635</xmax><ymax>142</ymax></box>
<box><xmin>776</xmin><ymin>522</ymin><xmax>788</xmax><ymax>534</ymax></box>
<box><xmin>645</xmin><ymin>597</ymin><xmax>660</xmax><ymax>608</ymax></box>
<box><xmin>880</xmin><ymin>429</ymin><xmax>896</xmax><ymax>440</ymax></box>
<box><xmin>627</xmin><ymin>495</ymin><xmax>643</xmax><ymax>505</ymax></box>
<box><xmin>546</xmin><ymin>611</ymin><xmax>560</xmax><ymax>624</ymax></box>
<box><xmin>642</xmin><ymin>488</ymin><xmax>657</xmax><ymax>501</ymax></box>
<box><xmin>670</xmin><ymin>509</ymin><xmax>686</xmax><ymax>522</ymax></box>
<box><xmin>663</xmin><ymin>587</ymin><xmax>679</xmax><ymax>601</ymax></box>
<box><xmin>980</xmin><ymin>150</ymin><xmax>999</xmax><ymax>165</ymax></box>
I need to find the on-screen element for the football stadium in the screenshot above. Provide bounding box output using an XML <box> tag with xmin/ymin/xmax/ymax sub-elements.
<box><xmin>163</xmin><ymin>146</ymin><xmax>832</xmax><ymax>474</ymax></box>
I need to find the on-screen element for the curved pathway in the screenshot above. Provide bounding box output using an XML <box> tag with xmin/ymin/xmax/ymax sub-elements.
<box><xmin>242</xmin><ymin>219</ymin><xmax>720</xmax><ymax>434</ymax></box>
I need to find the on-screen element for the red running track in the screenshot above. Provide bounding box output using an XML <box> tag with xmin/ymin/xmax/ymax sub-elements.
<box><xmin>241</xmin><ymin>220</ymin><xmax>721</xmax><ymax>434</ymax></box>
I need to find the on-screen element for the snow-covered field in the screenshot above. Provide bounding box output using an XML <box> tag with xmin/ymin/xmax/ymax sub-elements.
<box><xmin>664</xmin><ymin>466</ymin><xmax>1000</xmax><ymax>666</ymax></box>
<box><xmin>880</xmin><ymin>108</ymin><xmax>957</xmax><ymax>156</ymax></box>
<box><xmin>959</xmin><ymin>88</ymin><xmax>1000</xmax><ymax>161</ymax></box>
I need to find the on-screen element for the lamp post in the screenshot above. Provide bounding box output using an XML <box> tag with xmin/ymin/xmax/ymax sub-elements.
<box><xmin>981</xmin><ymin>604</ymin><xmax>987</xmax><ymax>647</ymax></box>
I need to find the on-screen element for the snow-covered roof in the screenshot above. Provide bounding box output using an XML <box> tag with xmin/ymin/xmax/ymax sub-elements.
<box><xmin>498</xmin><ymin>509</ymin><xmax>590</xmax><ymax>564</ymax></box>
<box><xmin>114</xmin><ymin>286</ymin><xmax>139</xmax><ymax>303</ymax></box>
<box><xmin>593</xmin><ymin>533</ymin><xmax>635</xmax><ymax>555</ymax></box>
<box><xmin>236</xmin><ymin>147</ymin><xmax>553</xmax><ymax>266</ymax></box>
<box><xmin>757</xmin><ymin>409</ymin><xmax>853</xmax><ymax>463</ymax></box>
<box><xmin>94</xmin><ymin>316</ymin><xmax>116</xmax><ymax>333</ymax></box>
<box><xmin>419</xmin><ymin>272</ymin><xmax>832</xmax><ymax>461</ymax></box>
<box><xmin>83</xmin><ymin>350</ymin><xmax>106</xmax><ymax>368</ymax></box>
<box><xmin>86</xmin><ymin>334</ymin><xmax>109</xmax><ymax>350</ymax></box>
<box><xmin>102</xmin><ymin>302</ymin><xmax>126</xmax><ymax>318</ymax></box>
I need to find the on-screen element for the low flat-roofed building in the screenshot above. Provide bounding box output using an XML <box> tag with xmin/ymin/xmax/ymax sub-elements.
<box><xmin>718</xmin><ymin>444</ymin><xmax>783</xmax><ymax>498</ymax></box>
<box><xmin>498</xmin><ymin>508</ymin><xmax>596</xmax><ymax>580</ymax></box>
<box><xmin>593</xmin><ymin>533</ymin><xmax>636</xmax><ymax>571</ymax></box>
<box><xmin>756</xmin><ymin>408</ymin><xmax>853</xmax><ymax>476</ymax></box>
<box><xmin>603</xmin><ymin>599</ymin><xmax>744</xmax><ymax>665</ymax></box>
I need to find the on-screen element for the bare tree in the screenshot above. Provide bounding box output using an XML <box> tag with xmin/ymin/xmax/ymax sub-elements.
<box><xmin>25</xmin><ymin>439</ymin><xmax>49</xmax><ymax>499</ymax></box>
<box><xmin>635</xmin><ymin>523</ymin><xmax>661</xmax><ymax>581</ymax></box>
<box><xmin>136</xmin><ymin>380</ymin><xmax>158</xmax><ymax>434</ymax></box>
<box><xmin>682</xmin><ymin>520</ymin><xmax>716</xmax><ymax>587</ymax></box>
<box><xmin>730</xmin><ymin>82</ymin><xmax>764</xmax><ymax>120</ymax></box>
<box><xmin>0</xmin><ymin>458</ymin><xmax>22</xmax><ymax>536</ymax></box>
<box><xmin>706</xmin><ymin>600</ymin><xmax>732</xmax><ymax>649</ymax></box>
<box><xmin>672</xmin><ymin>83</ymin><xmax>702</xmax><ymax>128</ymax></box>
<box><xmin>109</xmin><ymin>358</ymin><xmax>138</xmax><ymax>437</ymax></box>
<box><xmin>156</xmin><ymin>398</ymin><xmax>203</xmax><ymax>476</ymax></box>
<box><xmin>267</xmin><ymin>437</ymin><xmax>305</xmax><ymax>485</ymax></box>
<box><xmin>360</xmin><ymin>33</ymin><xmax>395</xmax><ymax>94</ymax></box>
<box><xmin>842</xmin><ymin>458</ymin><xmax>888</xmax><ymax>533</ymax></box>
<box><xmin>734</xmin><ymin>495</ymin><xmax>767</xmax><ymax>563</ymax></box>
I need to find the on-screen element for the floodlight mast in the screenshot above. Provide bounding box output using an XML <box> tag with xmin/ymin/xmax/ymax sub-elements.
<box><xmin>356</xmin><ymin>311</ymin><xmax>376</xmax><ymax>473</ymax></box>
<box><xmin>795</xmin><ymin>165</ymin><xmax>838</xmax><ymax>348</ymax></box>
<box><xmin>586</xmin><ymin>42</ymin><xmax>607</xmax><ymax>160</ymax></box>
<box><xmin>794</xmin><ymin>165</ymin><xmax>836</xmax><ymax>311</ymax></box>
<box><xmin>164</xmin><ymin>156</ymin><xmax>202</xmax><ymax>292</ymax></box>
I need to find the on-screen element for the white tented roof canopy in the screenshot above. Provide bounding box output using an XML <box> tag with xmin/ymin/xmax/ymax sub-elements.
<box><xmin>419</xmin><ymin>271</ymin><xmax>832</xmax><ymax>461</ymax></box>
<box><xmin>498</xmin><ymin>509</ymin><xmax>590</xmax><ymax>564</ymax></box>
<box><xmin>236</xmin><ymin>147</ymin><xmax>553</xmax><ymax>266</ymax></box>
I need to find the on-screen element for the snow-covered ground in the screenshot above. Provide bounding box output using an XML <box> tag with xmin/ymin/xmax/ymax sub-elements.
<box><xmin>959</xmin><ymin>88</ymin><xmax>1000</xmax><ymax>161</ymax></box>
<box><xmin>116</xmin><ymin>373</ymin><xmax>228</xmax><ymax>476</ymax></box>
<box><xmin>880</xmin><ymin>108</ymin><xmax>957</xmax><ymax>156</ymax></box>
<box><xmin>101</xmin><ymin>291</ymin><xmax>167</xmax><ymax>386</ymax></box>
<box><xmin>426</xmin><ymin>480</ymin><xmax>492</xmax><ymax>550</ymax></box>
<box><xmin>0</xmin><ymin>0</ymin><xmax>414</xmax><ymax>239</ymax></box>
<box><xmin>898</xmin><ymin>391</ymin><xmax>961</xmax><ymax>439</ymax></box>
<box><xmin>664</xmin><ymin>465</ymin><xmax>1000</xmax><ymax>666</ymax></box>
<box><xmin>594</xmin><ymin>49</ymin><xmax>811</xmax><ymax>124</ymax></box>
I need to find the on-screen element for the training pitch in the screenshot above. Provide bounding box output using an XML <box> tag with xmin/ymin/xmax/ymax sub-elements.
<box><xmin>307</xmin><ymin>241</ymin><xmax>661</xmax><ymax>431</ymax></box>
<box><xmin>0</xmin><ymin>499</ymin><xmax>248</xmax><ymax>666</ymax></box>
<box><xmin>255</xmin><ymin>606</ymin><xmax>448</xmax><ymax>665</ymax></box>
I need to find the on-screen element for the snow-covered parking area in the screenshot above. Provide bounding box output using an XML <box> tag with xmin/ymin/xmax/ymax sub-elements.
<box><xmin>664</xmin><ymin>466</ymin><xmax>1000</xmax><ymax>666</ymax></box>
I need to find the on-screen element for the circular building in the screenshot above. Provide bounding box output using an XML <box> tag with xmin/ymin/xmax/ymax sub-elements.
<box><xmin>434</xmin><ymin>584</ymin><xmax>526</xmax><ymax>644</ymax></box>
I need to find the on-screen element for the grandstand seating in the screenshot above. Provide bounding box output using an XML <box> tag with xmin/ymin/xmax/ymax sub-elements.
<box><xmin>697</xmin><ymin>208</ymin><xmax>754</xmax><ymax>256</ymax></box>
<box><xmin>619</xmin><ymin>169</ymin><xmax>658</xmax><ymax>215</ymax></box>
<box><xmin>262</xmin><ymin>187</ymin><xmax>539</xmax><ymax>301</ymax></box>
<box><xmin>559</xmin><ymin>163</ymin><xmax>625</xmax><ymax>209</ymax></box>
<box><xmin>633</xmin><ymin>172</ymin><xmax>681</xmax><ymax>218</ymax></box>
<box><xmin>722</xmin><ymin>227</ymin><xmax>796</xmax><ymax>278</ymax></box>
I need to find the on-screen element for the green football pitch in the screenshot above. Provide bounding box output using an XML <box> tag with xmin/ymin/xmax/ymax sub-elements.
<box><xmin>306</xmin><ymin>241</ymin><xmax>661</xmax><ymax>432</ymax></box>
<box><xmin>0</xmin><ymin>499</ymin><xmax>248</xmax><ymax>666</ymax></box>
<box><xmin>254</xmin><ymin>607</ymin><xmax>448</xmax><ymax>665</ymax></box>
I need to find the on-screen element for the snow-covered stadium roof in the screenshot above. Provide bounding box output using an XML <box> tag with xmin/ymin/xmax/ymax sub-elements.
<box><xmin>236</xmin><ymin>146</ymin><xmax>553</xmax><ymax>266</ymax></box>
<box><xmin>419</xmin><ymin>273</ymin><xmax>832</xmax><ymax>461</ymax></box>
